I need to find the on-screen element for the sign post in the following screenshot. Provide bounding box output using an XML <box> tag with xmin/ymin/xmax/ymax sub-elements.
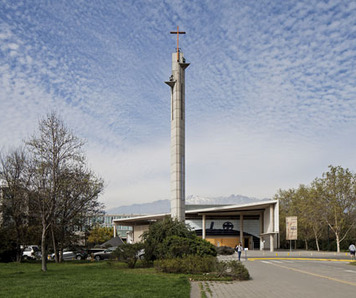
<box><xmin>286</xmin><ymin>216</ymin><xmax>297</xmax><ymax>252</ymax></box>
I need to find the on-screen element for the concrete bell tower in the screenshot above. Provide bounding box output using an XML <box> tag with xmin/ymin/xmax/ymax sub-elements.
<box><xmin>165</xmin><ymin>27</ymin><xmax>189</xmax><ymax>222</ymax></box>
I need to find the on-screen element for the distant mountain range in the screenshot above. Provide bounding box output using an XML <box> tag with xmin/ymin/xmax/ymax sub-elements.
<box><xmin>106</xmin><ymin>194</ymin><xmax>270</xmax><ymax>215</ymax></box>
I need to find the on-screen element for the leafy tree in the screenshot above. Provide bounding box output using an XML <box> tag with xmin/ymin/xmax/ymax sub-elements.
<box><xmin>87</xmin><ymin>226</ymin><xmax>113</xmax><ymax>246</ymax></box>
<box><xmin>0</xmin><ymin>148</ymin><xmax>33</xmax><ymax>261</ymax></box>
<box><xmin>276</xmin><ymin>165</ymin><xmax>356</xmax><ymax>252</ymax></box>
<box><xmin>314</xmin><ymin>166</ymin><xmax>356</xmax><ymax>252</ymax></box>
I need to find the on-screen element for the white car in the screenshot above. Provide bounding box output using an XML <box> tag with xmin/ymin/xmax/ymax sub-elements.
<box><xmin>22</xmin><ymin>245</ymin><xmax>41</xmax><ymax>260</ymax></box>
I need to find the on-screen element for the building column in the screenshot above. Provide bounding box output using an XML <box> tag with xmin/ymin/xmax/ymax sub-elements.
<box><xmin>202</xmin><ymin>214</ymin><xmax>206</xmax><ymax>239</ymax></box>
<box><xmin>260</xmin><ymin>212</ymin><xmax>264</xmax><ymax>250</ymax></box>
<box><xmin>113</xmin><ymin>224</ymin><xmax>117</xmax><ymax>238</ymax></box>
<box><xmin>270</xmin><ymin>205</ymin><xmax>274</xmax><ymax>252</ymax></box>
<box><xmin>240</xmin><ymin>214</ymin><xmax>244</xmax><ymax>245</ymax></box>
<box><xmin>270</xmin><ymin>234</ymin><xmax>274</xmax><ymax>252</ymax></box>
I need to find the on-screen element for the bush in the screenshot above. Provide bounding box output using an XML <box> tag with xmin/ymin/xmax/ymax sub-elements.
<box><xmin>112</xmin><ymin>243</ymin><xmax>144</xmax><ymax>268</ymax></box>
<box><xmin>155</xmin><ymin>256</ymin><xmax>250</xmax><ymax>280</ymax></box>
<box><xmin>155</xmin><ymin>255</ymin><xmax>217</xmax><ymax>274</ymax></box>
<box><xmin>215</xmin><ymin>260</ymin><xmax>250</xmax><ymax>280</ymax></box>
<box><xmin>216</xmin><ymin>246</ymin><xmax>235</xmax><ymax>255</ymax></box>
<box><xmin>141</xmin><ymin>216</ymin><xmax>197</xmax><ymax>262</ymax></box>
<box><xmin>156</xmin><ymin>236</ymin><xmax>217</xmax><ymax>259</ymax></box>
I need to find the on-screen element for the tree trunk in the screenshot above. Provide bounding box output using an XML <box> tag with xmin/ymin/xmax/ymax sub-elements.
<box><xmin>41</xmin><ymin>224</ymin><xmax>47</xmax><ymax>272</ymax></box>
<box><xmin>313</xmin><ymin>228</ymin><xmax>320</xmax><ymax>252</ymax></box>
<box><xmin>51</xmin><ymin>225</ymin><xmax>58</xmax><ymax>263</ymax></box>
<box><xmin>304</xmin><ymin>239</ymin><xmax>308</xmax><ymax>250</ymax></box>
<box><xmin>16</xmin><ymin>231</ymin><xmax>22</xmax><ymax>262</ymax></box>
<box><xmin>315</xmin><ymin>237</ymin><xmax>320</xmax><ymax>252</ymax></box>
<box><xmin>336</xmin><ymin>233</ymin><xmax>340</xmax><ymax>253</ymax></box>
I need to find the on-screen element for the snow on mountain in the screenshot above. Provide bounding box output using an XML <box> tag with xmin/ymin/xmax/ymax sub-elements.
<box><xmin>106</xmin><ymin>195</ymin><xmax>270</xmax><ymax>215</ymax></box>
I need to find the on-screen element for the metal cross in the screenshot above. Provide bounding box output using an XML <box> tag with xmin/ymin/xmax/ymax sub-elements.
<box><xmin>170</xmin><ymin>26</ymin><xmax>186</xmax><ymax>62</ymax></box>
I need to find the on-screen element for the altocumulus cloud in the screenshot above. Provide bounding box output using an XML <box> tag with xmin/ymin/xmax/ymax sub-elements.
<box><xmin>1</xmin><ymin>0</ymin><xmax>356</xmax><ymax>208</ymax></box>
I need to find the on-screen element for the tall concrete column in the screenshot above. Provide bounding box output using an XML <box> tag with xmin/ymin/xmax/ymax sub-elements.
<box><xmin>240</xmin><ymin>214</ymin><xmax>244</xmax><ymax>245</ymax></box>
<box><xmin>270</xmin><ymin>205</ymin><xmax>275</xmax><ymax>252</ymax></box>
<box><xmin>202</xmin><ymin>214</ymin><xmax>206</xmax><ymax>239</ymax></box>
<box><xmin>165</xmin><ymin>52</ymin><xmax>189</xmax><ymax>222</ymax></box>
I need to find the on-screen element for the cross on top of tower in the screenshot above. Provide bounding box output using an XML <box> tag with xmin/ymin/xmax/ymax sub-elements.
<box><xmin>170</xmin><ymin>26</ymin><xmax>186</xmax><ymax>62</ymax></box>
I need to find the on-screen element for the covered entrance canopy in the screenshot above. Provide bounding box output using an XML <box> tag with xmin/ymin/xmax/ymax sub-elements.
<box><xmin>113</xmin><ymin>200</ymin><xmax>279</xmax><ymax>251</ymax></box>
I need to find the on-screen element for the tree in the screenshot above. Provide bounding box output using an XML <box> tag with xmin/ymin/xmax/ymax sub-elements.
<box><xmin>277</xmin><ymin>165</ymin><xmax>356</xmax><ymax>253</ymax></box>
<box><xmin>87</xmin><ymin>226</ymin><xmax>113</xmax><ymax>246</ymax></box>
<box><xmin>51</xmin><ymin>166</ymin><xmax>104</xmax><ymax>262</ymax></box>
<box><xmin>26</xmin><ymin>112</ymin><xmax>104</xmax><ymax>270</ymax></box>
<box><xmin>0</xmin><ymin>148</ymin><xmax>33</xmax><ymax>261</ymax></box>
<box><xmin>314</xmin><ymin>166</ymin><xmax>356</xmax><ymax>252</ymax></box>
<box><xmin>295</xmin><ymin>185</ymin><xmax>324</xmax><ymax>251</ymax></box>
<box><xmin>276</xmin><ymin>185</ymin><xmax>324</xmax><ymax>251</ymax></box>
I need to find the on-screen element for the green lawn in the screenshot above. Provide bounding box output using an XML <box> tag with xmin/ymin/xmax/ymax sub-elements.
<box><xmin>0</xmin><ymin>261</ymin><xmax>190</xmax><ymax>298</ymax></box>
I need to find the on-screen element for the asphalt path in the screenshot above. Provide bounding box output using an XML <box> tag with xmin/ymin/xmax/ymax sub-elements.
<box><xmin>191</xmin><ymin>251</ymin><xmax>356</xmax><ymax>298</ymax></box>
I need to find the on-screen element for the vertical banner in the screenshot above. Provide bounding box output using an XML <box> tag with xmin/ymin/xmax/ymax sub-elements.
<box><xmin>286</xmin><ymin>216</ymin><xmax>298</xmax><ymax>240</ymax></box>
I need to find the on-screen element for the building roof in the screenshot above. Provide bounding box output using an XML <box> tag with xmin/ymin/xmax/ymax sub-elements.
<box><xmin>113</xmin><ymin>200</ymin><xmax>277</xmax><ymax>226</ymax></box>
<box><xmin>100</xmin><ymin>237</ymin><xmax>124</xmax><ymax>248</ymax></box>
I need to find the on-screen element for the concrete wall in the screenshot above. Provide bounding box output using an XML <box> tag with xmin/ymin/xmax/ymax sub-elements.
<box><xmin>133</xmin><ymin>225</ymin><xmax>149</xmax><ymax>243</ymax></box>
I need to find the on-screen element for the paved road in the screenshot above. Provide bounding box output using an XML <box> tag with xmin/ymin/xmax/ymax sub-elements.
<box><xmin>191</xmin><ymin>251</ymin><xmax>356</xmax><ymax>298</ymax></box>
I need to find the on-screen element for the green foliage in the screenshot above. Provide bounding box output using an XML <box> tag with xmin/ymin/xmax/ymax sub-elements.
<box><xmin>112</xmin><ymin>243</ymin><xmax>144</xmax><ymax>268</ymax></box>
<box><xmin>155</xmin><ymin>256</ymin><xmax>250</xmax><ymax>280</ymax></box>
<box><xmin>141</xmin><ymin>216</ymin><xmax>196</xmax><ymax>262</ymax></box>
<box><xmin>215</xmin><ymin>260</ymin><xmax>250</xmax><ymax>280</ymax></box>
<box><xmin>0</xmin><ymin>226</ymin><xmax>17</xmax><ymax>262</ymax></box>
<box><xmin>155</xmin><ymin>255</ymin><xmax>217</xmax><ymax>274</ymax></box>
<box><xmin>216</xmin><ymin>246</ymin><xmax>235</xmax><ymax>255</ymax></box>
<box><xmin>87</xmin><ymin>226</ymin><xmax>113</xmax><ymax>245</ymax></box>
<box><xmin>276</xmin><ymin>165</ymin><xmax>356</xmax><ymax>252</ymax></box>
<box><xmin>156</xmin><ymin>236</ymin><xmax>217</xmax><ymax>259</ymax></box>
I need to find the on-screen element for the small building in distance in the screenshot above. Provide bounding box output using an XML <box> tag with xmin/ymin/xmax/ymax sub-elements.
<box><xmin>88</xmin><ymin>214</ymin><xmax>141</xmax><ymax>240</ymax></box>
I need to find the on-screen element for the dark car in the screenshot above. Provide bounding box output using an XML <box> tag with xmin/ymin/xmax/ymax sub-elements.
<box><xmin>50</xmin><ymin>249</ymin><xmax>88</xmax><ymax>261</ymax></box>
<box><xmin>93</xmin><ymin>247</ymin><xmax>117</xmax><ymax>261</ymax></box>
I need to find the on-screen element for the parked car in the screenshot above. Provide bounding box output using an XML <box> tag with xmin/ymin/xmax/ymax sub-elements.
<box><xmin>93</xmin><ymin>247</ymin><xmax>117</xmax><ymax>261</ymax></box>
<box><xmin>50</xmin><ymin>249</ymin><xmax>88</xmax><ymax>261</ymax></box>
<box><xmin>22</xmin><ymin>245</ymin><xmax>41</xmax><ymax>260</ymax></box>
<box><xmin>137</xmin><ymin>249</ymin><xmax>145</xmax><ymax>260</ymax></box>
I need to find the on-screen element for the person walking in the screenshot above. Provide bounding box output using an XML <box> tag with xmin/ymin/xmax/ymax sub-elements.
<box><xmin>236</xmin><ymin>242</ymin><xmax>243</xmax><ymax>261</ymax></box>
<box><xmin>349</xmin><ymin>243</ymin><xmax>356</xmax><ymax>260</ymax></box>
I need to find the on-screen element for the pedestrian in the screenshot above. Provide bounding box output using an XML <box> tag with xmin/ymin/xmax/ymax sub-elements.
<box><xmin>349</xmin><ymin>243</ymin><xmax>356</xmax><ymax>260</ymax></box>
<box><xmin>235</xmin><ymin>242</ymin><xmax>243</xmax><ymax>261</ymax></box>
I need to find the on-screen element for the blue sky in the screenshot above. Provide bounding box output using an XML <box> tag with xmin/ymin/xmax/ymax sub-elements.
<box><xmin>1</xmin><ymin>0</ymin><xmax>356</xmax><ymax>209</ymax></box>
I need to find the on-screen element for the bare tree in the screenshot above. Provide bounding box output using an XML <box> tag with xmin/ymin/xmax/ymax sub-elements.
<box><xmin>53</xmin><ymin>166</ymin><xmax>104</xmax><ymax>262</ymax></box>
<box><xmin>27</xmin><ymin>112</ymin><xmax>87</xmax><ymax>271</ymax></box>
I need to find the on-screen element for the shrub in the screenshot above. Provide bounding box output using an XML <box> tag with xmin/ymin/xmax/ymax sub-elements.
<box><xmin>216</xmin><ymin>246</ymin><xmax>235</xmax><ymax>255</ymax></box>
<box><xmin>155</xmin><ymin>256</ymin><xmax>250</xmax><ymax>280</ymax></box>
<box><xmin>156</xmin><ymin>236</ymin><xmax>217</xmax><ymax>259</ymax></box>
<box><xmin>215</xmin><ymin>260</ymin><xmax>250</xmax><ymax>280</ymax></box>
<box><xmin>112</xmin><ymin>243</ymin><xmax>144</xmax><ymax>268</ymax></box>
<box><xmin>141</xmin><ymin>216</ymin><xmax>196</xmax><ymax>262</ymax></box>
<box><xmin>155</xmin><ymin>255</ymin><xmax>217</xmax><ymax>274</ymax></box>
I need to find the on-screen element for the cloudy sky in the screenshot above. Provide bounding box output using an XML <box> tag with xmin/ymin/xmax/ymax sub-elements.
<box><xmin>1</xmin><ymin>0</ymin><xmax>356</xmax><ymax>209</ymax></box>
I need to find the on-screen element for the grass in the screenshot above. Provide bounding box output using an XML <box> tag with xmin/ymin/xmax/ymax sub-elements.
<box><xmin>0</xmin><ymin>261</ymin><xmax>190</xmax><ymax>298</ymax></box>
